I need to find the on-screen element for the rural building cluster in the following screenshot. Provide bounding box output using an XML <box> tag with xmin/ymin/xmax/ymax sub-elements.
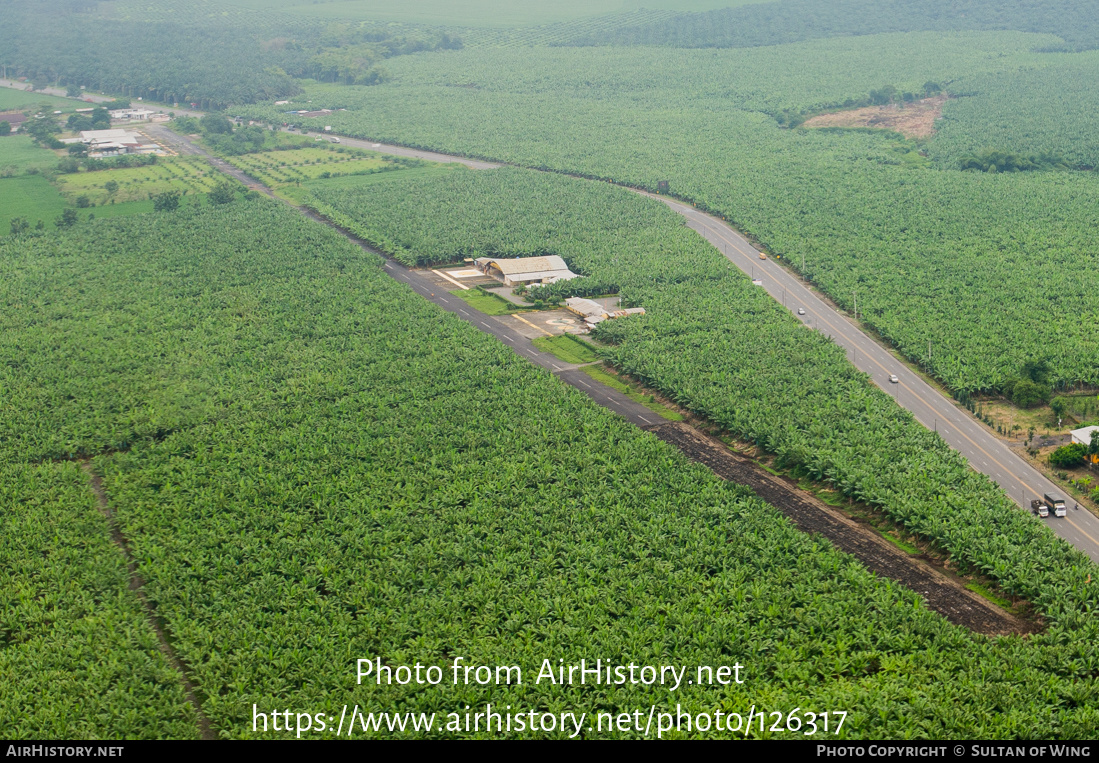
<box><xmin>71</xmin><ymin>129</ymin><xmax>163</xmax><ymax>157</ymax></box>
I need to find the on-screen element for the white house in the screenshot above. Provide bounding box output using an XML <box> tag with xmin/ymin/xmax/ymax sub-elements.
<box><xmin>1072</xmin><ymin>426</ymin><xmax>1099</xmax><ymax>447</ymax></box>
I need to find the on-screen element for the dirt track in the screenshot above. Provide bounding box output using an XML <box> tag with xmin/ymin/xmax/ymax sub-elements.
<box><xmin>645</xmin><ymin>422</ymin><xmax>1034</xmax><ymax>636</ymax></box>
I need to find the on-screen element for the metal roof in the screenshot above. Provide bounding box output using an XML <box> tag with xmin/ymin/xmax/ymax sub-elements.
<box><xmin>80</xmin><ymin>129</ymin><xmax>140</xmax><ymax>142</ymax></box>
<box><xmin>476</xmin><ymin>256</ymin><xmax>571</xmax><ymax>276</ymax></box>
<box><xmin>565</xmin><ymin>298</ymin><xmax>607</xmax><ymax>318</ymax></box>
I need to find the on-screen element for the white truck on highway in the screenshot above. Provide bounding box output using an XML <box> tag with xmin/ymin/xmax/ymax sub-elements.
<box><xmin>1044</xmin><ymin>493</ymin><xmax>1067</xmax><ymax>518</ymax></box>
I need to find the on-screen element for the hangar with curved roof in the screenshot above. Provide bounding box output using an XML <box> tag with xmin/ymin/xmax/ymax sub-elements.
<box><xmin>474</xmin><ymin>256</ymin><xmax>579</xmax><ymax>287</ymax></box>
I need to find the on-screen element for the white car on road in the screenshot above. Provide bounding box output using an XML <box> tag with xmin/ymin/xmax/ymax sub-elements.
<box><xmin>889</xmin><ymin>374</ymin><xmax>899</xmax><ymax>384</ymax></box>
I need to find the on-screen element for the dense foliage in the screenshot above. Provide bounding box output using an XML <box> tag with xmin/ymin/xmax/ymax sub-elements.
<box><xmin>238</xmin><ymin>32</ymin><xmax>1099</xmax><ymax>392</ymax></box>
<box><xmin>574</xmin><ymin>0</ymin><xmax>1099</xmax><ymax>52</ymax></box>
<box><xmin>931</xmin><ymin>51</ymin><xmax>1099</xmax><ymax>169</ymax></box>
<box><xmin>304</xmin><ymin>167</ymin><xmax>1099</xmax><ymax>630</ymax></box>
<box><xmin>0</xmin><ymin>0</ymin><xmax>465</xmax><ymax>109</ymax></box>
<box><xmin>0</xmin><ymin>2</ymin><xmax>300</xmax><ymax>109</ymax></box>
<box><xmin>5</xmin><ymin>200</ymin><xmax>1099</xmax><ymax>738</ymax></box>
<box><xmin>9</xmin><ymin>0</ymin><xmax>1099</xmax><ymax>740</ymax></box>
<box><xmin>0</xmin><ymin>461</ymin><xmax>198</xmax><ymax>737</ymax></box>
<box><xmin>1050</xmin><ymin>444</ymin><xmax>1088</xmax><ymax>468</ymax></box>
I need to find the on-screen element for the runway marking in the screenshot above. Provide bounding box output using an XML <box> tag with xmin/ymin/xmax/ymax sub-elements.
<box><xmin>511</xmin><ymin>313</ymin><xmax>553</xmax><ymax>336</ymax></box>
<box><xmin>431</xmin><ymin>269</ymin><xmax>469</xmax><ymax>290</ymax></box>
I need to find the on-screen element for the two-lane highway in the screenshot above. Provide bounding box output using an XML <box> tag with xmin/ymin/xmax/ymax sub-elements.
<box><xmin>643</xmin><ymin>192</ymin><xmax>1099</xmax><ymax>563</ymax></box>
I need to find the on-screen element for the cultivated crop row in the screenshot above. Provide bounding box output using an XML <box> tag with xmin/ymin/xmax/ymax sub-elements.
<box><xmin>56</xmin><ymin>157</ymin><xmax>219</xmax><ymax>204</ymax></box>
<box><xmin>226</xmin><ymin>147</ymin><xmax>406</xmax><ymax>187</ymax></box>
<box><xmin>931</xmin><ymin>51</ymin><xmax>1099</xmax><ymax>169</ymax></box>
<box><xmin>306</xmin><ymin>167</ymin><xmax>1099</xmax><ymax>635</ymax></box>
<box><xmin>4</xmin><ymin>199</ymin><xmax>1099</xmax><ymax>737</ymax></box>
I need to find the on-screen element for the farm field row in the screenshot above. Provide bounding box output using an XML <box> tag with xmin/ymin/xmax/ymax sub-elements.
<box><xmin>9</xmin><ymin>199</ymin><xmax>1089</xmax><ymax>738</ymax></box>
<box><xmin>224</xmin><ymin>145</ymin><xmax>415</xmax><ymax>188</ymax></box>
<box><xmin>303</xmin><ymin>166</ymin><xmax>1099</xmax><ymax>633</ymax></box>
<box><xmin>0</xmin><ymin>135</ymin><xmax>224</xmax><ymax>230</ymax></box>
<box><xmin>56</xmin><ymin>157</ymin><xmax>220</xmax><ymax>205</ymax></box>
<box><xmin>237</xmin><ymin>30</ymin><xmax>1099</xmax><ymax>392</ymax></box>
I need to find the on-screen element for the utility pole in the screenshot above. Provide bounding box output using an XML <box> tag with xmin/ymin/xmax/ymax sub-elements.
<box><xmin>853</xmin><ymin>291</ymin><xmax>857</xmax><ymax>321</ymax></box>
<box><xmin>929</xmin><ymin>339</ymin><xmax>932</xmax><ymax>361</ymax></box>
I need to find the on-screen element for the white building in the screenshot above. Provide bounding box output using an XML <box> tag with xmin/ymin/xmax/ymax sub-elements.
<box><xmin>109</xmin><ymin>108</ymin><xmax>158</xmax><ymax>122</ymax></box>
<box><xmin>79</xmin><ymin>129</ymin><xmax>160</xmax><ymax>156</ymax></box>
<box><xmin>1072</xmin><ymin>426</ymin><xmax>1099</xmax><ymax>447</ymax></box>
<box><xmin>80</xmin><ymin>129</ymin><xmax>138</xmax><ymax>143</ymax></box>
<box><xmin>474</xmin><ymin>256</ymin><xmax>579</xmax><ymax>287</ymax></box>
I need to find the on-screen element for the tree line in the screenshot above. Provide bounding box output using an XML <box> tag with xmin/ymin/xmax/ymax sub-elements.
<box><xmin>573</xmin><ymin>0</ymin><xmax>1099</xmax><ymax>52</ymax></box>
<box><xmin>0</xmin><ymin>2</ymin><xmax>463</xmax><ymax>109</ymax></box>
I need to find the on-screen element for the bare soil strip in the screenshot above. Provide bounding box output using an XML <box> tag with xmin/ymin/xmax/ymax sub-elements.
<box><xmin>803</xmin><ymin>95</ymin><xmax>948</xmax><ymax>139</ymax></box>
<box><xmin>81</xmin><ymin>463</ymin><xmax>217</xmax><ymax>739</ymax></box>
<box><xmin>643</xmin><ymin>422</ymin><xmax>1033</xmax><ymax>636</ymax></box>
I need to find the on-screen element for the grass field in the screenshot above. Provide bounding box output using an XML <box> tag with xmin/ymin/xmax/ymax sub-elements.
<box><xmin>0</xmin><ymin>87</ymin><xmax>74</xmax><ymax>112</ymax></box>
<box><xmin>220</xmin><ymin>0</ymin><xmax>757</xmax><ymax>26</ymax></box>
<box><xmin>0</xmin><ymin>172</ymin><xmax>207</xmax><ymax>233</ymax></box>
<box><xmin>532</xmin><ymin>334</ymin><xmax>600</xmax><ymax>364</ymax></box>
<box><xmin>55</xmin><ymin>158</ymin><xmax>220</xmax><ymax>205</ymax></box>
<box><xmin>0</xmin><ymin>136</ymin><xmax>59</xmax><ymax>176</ymax></box>
<box><xmin>0</xmin><ymin>174</ymin><xmax>68</xmax><ymax>232</ymax></box>
<box><xmin>451</xmin><ymin>287</ymin><xmax>534</xmax><ymax>315</ymax></box>
<box><xmin>89</xmin><ymin>193</ymin><xmax>208</xmax><ymax>219</ymax></box>
<box><xmin>274</xmin><ymin>164</ymin><xmax>456</xmax><ymax>204</ymax></box>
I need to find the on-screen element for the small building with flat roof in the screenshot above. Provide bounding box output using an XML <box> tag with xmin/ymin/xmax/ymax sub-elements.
<box><xmin>109</xmin><ymin>108</ymin><xmax>158</xmax><ymax>122</ymax></box>
<box><xmin>474</xmin><ymin>256</ymin><xmax>579</xmax><ymax>287</ymax></box>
